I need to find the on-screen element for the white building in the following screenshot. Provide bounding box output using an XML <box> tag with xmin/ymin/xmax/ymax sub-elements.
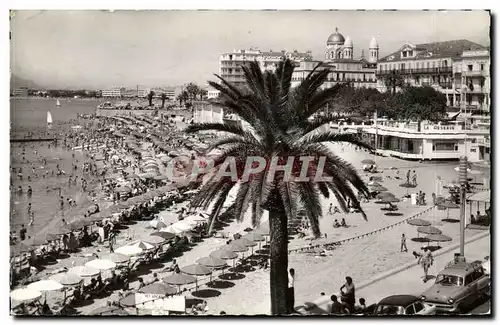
<box><xmin>332</xmin><ymin>118</ymin><xmax>490</xmax><ymax>163</ymax></box>
<box><xmin>376</xmin><ymin>40</ymin><xmax>490</xmax><ymax>111</ymax></box>
<box><xmin>193</xmin><ymin>102</ymin><xmax>223</xmax><ymax>124</ymax></box>
<box><xmin>101</xmin><ymin>87</ymin><xmax>124</xmax><ymax>98</ymax></box>
<box><xmin>219</xmin><ymin>47</ymin><xmax>313</xmax><ymax>86</ymax></box>
<box><xmin>137</xmin><ymin>88</ymin><xmax>151</xmax><ymax>98</ymax></box>
<box><xmin>207</xmin><ymin>88</ymin><xmax>220</xmax><ymax>99</ymax></box>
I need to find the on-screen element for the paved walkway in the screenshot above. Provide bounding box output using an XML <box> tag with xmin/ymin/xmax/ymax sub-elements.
<box><xmin>298</xmin><ymin>233</ymin><xmax>490</xmax><ymax>314</ymax></box>
<box><xmin>356</xmin><ymin>234</ymin><xmax>490</xmax><ymax>306</ymax></box>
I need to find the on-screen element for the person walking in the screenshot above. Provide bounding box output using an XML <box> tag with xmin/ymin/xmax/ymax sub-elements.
<box><xmin>412</xmin><ymin>170</ymin><xmax>417</xmax><ymax>186</ymax></box>
<box><xmin>287</xmin><ymin>268</ymin><xmax>296</xmax><ymax>314</ymax></box>
<box><xmin>418</xmin><ymin>248</ymin><xmax>433</xmax><ymax>283</ymax></box>
<box><xmin>400</xmin><ymin>234</ymin><xmax>408</xmax><ymax>252</ymax></box>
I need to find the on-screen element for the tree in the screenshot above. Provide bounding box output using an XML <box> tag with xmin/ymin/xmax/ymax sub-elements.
<box><xmin>394</xmin><ymin>86</ymin><xmax>447</xmax><ymax>131</ymax></box>
<box><xmin>160</xmin><ymin>93</ymin><xmax>168</xmax><ymax>108</ymax></box>
<box><xmin>185</xmin><ymin>59</ymin><xmax>372</xmax><ymax>315</ymax></box>
<box><xmin>147</xmin><ymin>91</ymin><xmax>155</xmax><ymax>107</ymax></box>
<box><xmin>381</xmin><ymin>70</ymin><xmax>405</xmax><ymax>95</ymax></box>
<box><xmin>199</xmin><ymin>89</ymin><xmax>208</xmax><ymax>101</ymax></box>
<box><xmin>185</xmin><ymin>83</ymin><xmax>199</xmax><ymax>102</ymax></box>
<box><xmin>177</xmin><ymin>91</ymin><xmax>189</xmax><ymax>107</ymax></box>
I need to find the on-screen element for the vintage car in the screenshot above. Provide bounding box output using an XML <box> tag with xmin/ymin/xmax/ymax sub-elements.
<box><xmin>372</xmin><ymin>295</ymin><xmax>436</xmax><ymax>315</ymax></box>
<box><xmin>420</xmin><ymin>261</ymin><xmax>490</xmax><ymax>313</ymax></box>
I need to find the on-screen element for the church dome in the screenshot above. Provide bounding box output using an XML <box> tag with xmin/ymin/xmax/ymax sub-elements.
<box><xmin>369</xmin><ymin>37</ymin><xmax>379</xmax><ymax>49</ymax></box>
<box><xmin>327</xmin><ymin>28</ymin><xmax>345</xmax><ymax>45</ymax></box>
<box><xmin>344</xmin><ymin>36</ymin><xmax>353</xmax><ymax>48</ymax></box>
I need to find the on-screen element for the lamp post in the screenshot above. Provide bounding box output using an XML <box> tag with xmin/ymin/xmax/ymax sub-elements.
<box><xmin>458</xmin><ymin>156</ymin><xmax>468</xmax><ymax>256</ymax></box>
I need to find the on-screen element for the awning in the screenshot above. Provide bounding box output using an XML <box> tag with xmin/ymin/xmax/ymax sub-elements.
<box><xmin>467</xmin><ymin>190</ymin><xmax>490</xmax><ymax>203</ymax></box>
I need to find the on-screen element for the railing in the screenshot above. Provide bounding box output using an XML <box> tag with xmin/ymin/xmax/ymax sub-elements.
<box><xmin>376</xmin><ymin>67</ymin><xmax>452</xmax><ymax>75</ymax></box>
<box><xmin>462</xmin><ymin>70</ymin><xmax>488</xmax><ymax>76</ymax></box>
<box><xmin>332</xmin><ymin>122</ymin><xmax>490</xmax><ymax>135</ymax></box>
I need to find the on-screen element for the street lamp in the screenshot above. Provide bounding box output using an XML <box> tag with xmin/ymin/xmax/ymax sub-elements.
<box><xmin>461</xmin><ymin>84</ymin><xmax>469</xmax><ymax>156</ymax></box>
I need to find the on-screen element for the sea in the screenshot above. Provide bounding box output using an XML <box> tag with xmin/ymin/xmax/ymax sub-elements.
<box><xmin>10</xmin><ymin>98</ymin><xmax>102</xmax><ymax>239</ymax></box>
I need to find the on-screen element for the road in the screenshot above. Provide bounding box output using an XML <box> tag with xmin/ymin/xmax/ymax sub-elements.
<box><xmin>467</xmin><ymin>298</ymin><xmax>490</xmax><ymax>315</ymax></box>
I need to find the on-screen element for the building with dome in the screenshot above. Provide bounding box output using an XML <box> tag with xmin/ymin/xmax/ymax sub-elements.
<box><xmin>290</xmin><ymin>28</ymin><xmax>379</xmax><ymax>90</ymax></box>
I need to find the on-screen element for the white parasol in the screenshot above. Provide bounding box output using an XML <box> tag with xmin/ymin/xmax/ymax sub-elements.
<box><xmin>50</xmin><ymin>273</ymin><xmax>83</xmax><ymax>286</ymax></box>
<box><xmin>10</xmin><ymin>288</ymin><xmax>42</xmax><ymax>303</ymax></box>
<box><xmin>27</xmin><ymin>280</ymin><xmax>63</xmax><ymax>293</ymax></box>
<box><xmin>149</xmin><ymin>219</ymin><xmax>167</xmax><ymax>229</ymax></box>
<box><xmin>184</xmin><ymin>214</ymin><xmax>207</xmax><ymax>224</ymax></box>
<box><xmin>85</xmin><ymin>259</ymin><xmax>117</xmax><ymax>271</ymax></box>
<box><xmin>68</xmin><ymin>266</ymin><xmax>101</xmax><ymax>277</ymax></box>
<box><xmin>115</xmin><ymin>245</ymin><xmax>143</xmax><ymax>257</ymax></box>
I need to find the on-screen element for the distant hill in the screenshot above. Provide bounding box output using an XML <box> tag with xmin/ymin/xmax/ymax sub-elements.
<box><xmin>10</xmin><ymin>74</ymin><xmax>41</xmax><ymax>90</ymax></box>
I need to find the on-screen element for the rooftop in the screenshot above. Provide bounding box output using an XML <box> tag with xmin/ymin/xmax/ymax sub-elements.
<box><xmin>379</xmin><ymin>39</ymin><xmax>487</xmax><ymax>63</ymax></box>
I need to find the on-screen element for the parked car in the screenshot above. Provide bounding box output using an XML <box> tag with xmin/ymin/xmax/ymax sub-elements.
<box><xmin>372</xmin><ymin>295</ymin><xmax>436</xmax><ymax>315</ymax></box>
<box><xmin>420</xmin><ymin>261</ymin><xmax>490</xmax><ymax>313</ymax></box>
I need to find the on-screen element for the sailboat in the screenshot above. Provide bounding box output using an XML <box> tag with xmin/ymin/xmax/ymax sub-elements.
<box><xmin>56</xmin><ymin>99</ymin><xmax>61</xmax><ymax>107</ymax></box>
<box><xmin>47</xmin><ymin>111</ymin><xmax>53</xmax><ymax>129</ymax></box>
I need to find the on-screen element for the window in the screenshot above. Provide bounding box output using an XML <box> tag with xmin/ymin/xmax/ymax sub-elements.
<box><xmin>468</xmin><ymin>64</ymin><xmax>473</xmax><ymax>71</ymax></box>
<box><xmin>427</xmin><ymin>62</ymin><xmax>430</xmax><ymax>68</ymax></box>
<box><xmin>403</xmin><ymin>51</ymin><xmax>407</xmax><ymax>58</ymax></box>
<box><xmin>405</xmin><ymin>305</ymin><xmax>415</xmax><ymax>315</ymax></box>
<box><xmin>413</xmin><ymin>302</ymin><xmax>424</xmax><ymax>313</ymax></box>
<box><xmin>229</xmin><ymin>55</ymin><xmax>233</xmax><ymax>60</ymax></box>
<box><xmin>465</xmin><ymin>274</ymin><xmax>475</xmax><ymax>285</ymax></box>
<box><xmin>443</xmin><ymin>60</ymin><xmax>448</xmax><ymax>67</ymax></box>
<box><xmin>480</xmin><ymin>64</ymin><xmax>484</xmax><ymax>71</ymax></box>
<box><xmin>434</xmin><ymin>142</ymin><xmax>456</xmax><ymax>151</ymax></box>
<box><xmin>432</xmin><ymin>61</ymin><xmax>436</xmax><ymax>68</ymax></box>
<box><xmin>470</xmin><ymin>148</ymin><xmax>476</xmax><ymax>153</ymax></box>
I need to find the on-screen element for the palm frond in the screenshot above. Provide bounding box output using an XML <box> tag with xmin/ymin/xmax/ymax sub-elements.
<box><xmin>185</xmin><ymin>122</ymin><xmax>248</xmax><ymax>137</ymax></box>
<box><xmin>297</xmin><ymin>182</ymin><xmax>322</xmax><ymax>238</ymax></box>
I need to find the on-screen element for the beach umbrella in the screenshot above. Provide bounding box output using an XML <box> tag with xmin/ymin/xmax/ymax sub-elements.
<box><xmin>162</xmin><ymin>273</ymin><xmax>196</xmax><ymax>292</ymax></box>
<box><xmin>399</xmin><ymin>182</ymin><xmax>417</xmax><ymax>189</ymax></box>
<box><xmin>85</xmin><ymin>259</ymin><xmax>117</xmax><ymax>271</ymax></box>
<box><xmin>210</xmin><ymin>249</ymin><xmax>238</xmax><ymax>260</ymax></box>
<box><xmin>50</xmin><ymin>273</ymin><xmax>83</xmax><ymax>286</ymax></box>
<box><xmin>377</xmin><ymin>196</ymin><xmax>400</xmax><ymax>204</ymax></box>
<box><xmin>370</xmin><ymin>185</ymin><xmax>387</xmax><ymax>192</ymax></box>
<box><xmin>89</xmin><ymin>213</ymin><xmax>107</xmax><ymax>223</ymax></box>
<box><xmin>162</xmin><ymin>225</ymin><xmax>183</xmax><ymax>235</ymax></box>
<box><xmin>111</xmin><ymin>202</ymin><xmax>130</xmax><ymax>210</ymax></box>
<box><xmin>142</xmin><ymin>235</ymin><xmax>166</xmax><ymax>245</ymax></box>
<box><xmin>226</xmin><ymin>243</ymin><xmax>249</xmax><ymax>253</ymax></box>
<box><xmin>376</xmin><ymin>192</ymin><xmax>395</xmax><ymax>199</ymax></box>
<box><xmin>242</xmin><ymin>233</ymin><xmax>265</xmax><ymax>242</ymax></box>
<box><xmin>88</xmin><ymin>305</ymin><xmax>129</xmax><ymax>316</ymax></box>
<box><xmin>27</xmin><ymin>280</ymin><xmax>63</xmax><ymax>293</ymax></box>
<box><xmin>172</xmin><ymin>221</ymin><xmax>195</xmax><ymax>232</ymax></box>
<box><xmin>151</xmin><ymin>231</ymin><xmax>176</xmax><ymax>241</ymax></box>
<box><xmin>361</xmin><ymin>159</ymin><xmax>375</xmax><ymax>165</ymax></box>
<box><xmin>196</xmin><ymin>256</ymin><xmax>227</xmax><ymax>269</ymax></box>
<box><xmin>425</xmin><ymin>234</ymin><xmax>453</xmax><ymax>242</ymax></box>
<box><xmin>123</xmin><ymin>240</ymin><xmax>155</xmax><ymax>251</ymax></box>
<box><xmin>233</xmin><ymin>238</ymin><xmax>257</xmax><ymax>247</ymax></box>
<box><xmin>68</xmin><ymin>266</ymin><xmax>100</xmax><ymax>277</ymax></box>
<box><xmin>181</xmin><ymin>264</ymin><xmax>212</xmax><ymax>276</ymax></box>
<box><xmin>407</xmin><ymin>219</ymin><xmax>431</xmax><ymax>227</ymax></box>
<box><xmin>139</xmin><ymin>282</ymin><xmax>177</xmax><ymax>296</ymax></box>
<box><xmin>10</xmin><ymin>288</ymin><xmax>42</xmax><ymax>303</ymax></box>
<box><xmin>46</xmin><ymin>233</ymin><xmax>62</xmax><ymax>242</ymax></box>
<box><xmin>149</xmin><ymin>219</ymin><xmax>167</xmax><ymax>229</ymax></box>
<box><xmin>417</xmin><ymin>226</ymin><xmax>442</xmax><ymax>235</ymax></box>
<box><xmin>102</xmin><ymin>253</ymin><xmax>130</xmax><ymax>264</ymax></box>
<box><xmin>67</xmin><ymin>219</ymin><xmax>89</xmax><ymax>231</ymax></box>
<box><xmin>368</xmin><ymin>181</ymin><xmax>382</xmax><ymax>187</ymax></box>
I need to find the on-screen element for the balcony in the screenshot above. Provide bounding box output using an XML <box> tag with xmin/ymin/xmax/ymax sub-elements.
<box><xmin>462</xmin><ymin>70</ymin><xmax>488</xmax><ymax>77</ymax></box>
<box><xmin>376</xmin><ymin>67</ymin><xmax>452</xmax><ymax>75</ymax></box>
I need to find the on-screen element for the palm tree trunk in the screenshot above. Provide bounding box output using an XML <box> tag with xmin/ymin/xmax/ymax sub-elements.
<box><xmin>262</xmin><ymin>187</ymin><xmax>288</xmax><ymax>315</ymax></box>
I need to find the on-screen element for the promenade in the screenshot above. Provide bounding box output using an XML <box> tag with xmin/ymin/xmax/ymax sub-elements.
<box><xmin>297</xmin><ymin>232</ymin><xmax>490</xmax><ymax>315</ymax></box>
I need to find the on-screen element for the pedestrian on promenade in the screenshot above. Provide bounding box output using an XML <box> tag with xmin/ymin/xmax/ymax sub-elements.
<box><xmin>340</xmin><ymin>276</ymin><xmax>355</xmax><ymax>313</ymax></box>
<box><xmin>287</xmin><ymin>268</ymin><xmax>295</xmax><ymax>314</ymax></box>
<box><xmin>406</xmin><ymin>170</ymin><xmax>411</xmax><ymax>184</ymax></box>
<box><xmin>412</xmin><ymin>170</ymin><xmax>417</xmax><ymax>186</ymax></box>
<box><xmin>400</xmin><ymin>234</ymin><xmax>408</xmax><ymax>252</ymax></box>
<box><xmin>418</xmin><ymin>248</ymin><xmax>433</xmax><ymax>283</ymax></box>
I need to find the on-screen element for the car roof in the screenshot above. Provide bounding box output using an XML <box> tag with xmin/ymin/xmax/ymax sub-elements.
<box><xmin>440</xmin><ymin>262</ymin><xmax>482</xmax><ymax>277</ymax></box>
<box><xmin>378</xmin><ymin>295</ymin><xmax>420</xmax><ymax>306</ymax></box>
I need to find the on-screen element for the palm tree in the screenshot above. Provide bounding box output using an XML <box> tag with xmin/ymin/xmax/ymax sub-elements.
<box><xmin>160</xmin><ymin>93</ymin><xmax>168</xmax><ymax>108</ymax></box>
<box><xmin>185</xmin><ymin>59</ymin><xmax>373</xmax><ymax>315</ymax></box>
<box><xmin>147</xmin><ymin>91</ymin><xmax>155</xmax><ymax>107</ymax></box>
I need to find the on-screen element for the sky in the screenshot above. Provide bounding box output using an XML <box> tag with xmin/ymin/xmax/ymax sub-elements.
<box><xmin>10</xmin><ymin>10</ymin><xmax>491</xmax><ymax>90</ymax></box>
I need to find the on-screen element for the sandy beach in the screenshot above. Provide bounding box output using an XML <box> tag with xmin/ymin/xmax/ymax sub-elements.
<box><xmin>11</xmin><ymin>134</ymin><xmax>488</xmax><ymax>315</ymax></box>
